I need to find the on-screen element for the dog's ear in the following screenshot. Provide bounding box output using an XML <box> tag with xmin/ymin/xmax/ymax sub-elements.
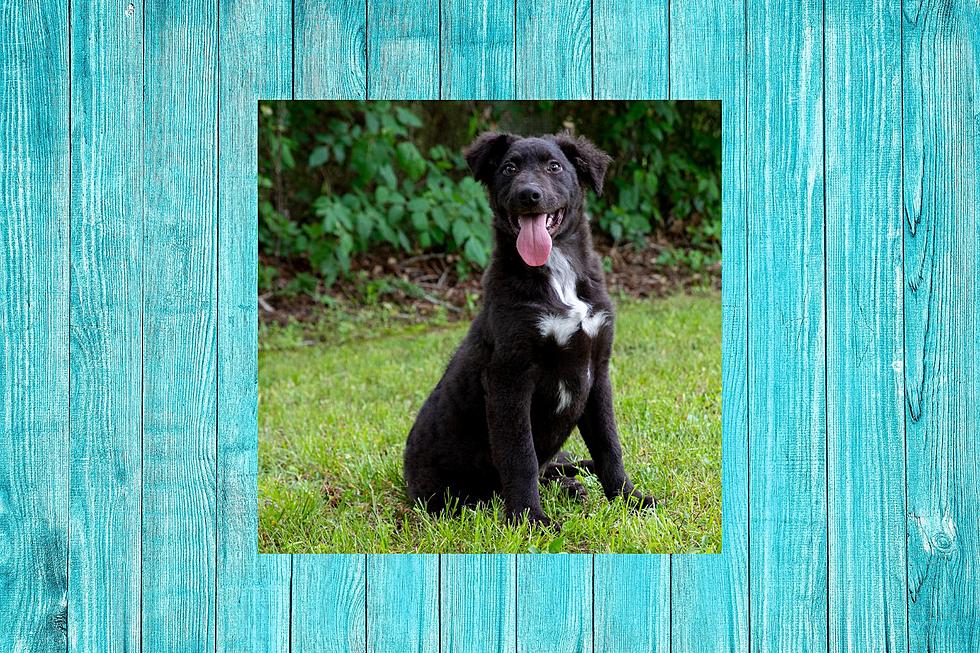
<box><xmin>464</xmin><ymin>132</ymin><xmax>517</xmax><ymax>185</ymax></box>
<box><xmin>551</xmin><ymin>134</ymin><xmax>613</xmax><ymax>195</ymax></box>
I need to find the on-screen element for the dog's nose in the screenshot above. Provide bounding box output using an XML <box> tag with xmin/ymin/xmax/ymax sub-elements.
<box><xmin>517</xmin><ymin>186</ymin><xmax>543</xmax><ymax>206</ymax></box>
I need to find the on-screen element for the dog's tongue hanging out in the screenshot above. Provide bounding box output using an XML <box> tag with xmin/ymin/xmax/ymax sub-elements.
<box><xmin>516</xmin><ymin>214</ymin><xmax>552</xmax><ymax>266</ymax></box>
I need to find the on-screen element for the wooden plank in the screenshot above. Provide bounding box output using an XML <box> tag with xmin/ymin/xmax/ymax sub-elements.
<box><xmin>438</xmin><ymin>4</ymin><xmax>517</xmax><ymax>651</ymax></box>
<box><xmin>516</xmin><ymin>0</ymin><xmax>591</xmax><ymax>99</ymax></box>
<box><xmin>0</xmin><ymin>2</ymin><xmax>69</xmax><ymax>649</ymax></box>
<box><xmin>594</xmin><ymin>556</ymin><xmax>669</xmax><ymax>653</ymax></box>
<box><xmin>903</xmin><ymin>1</ymin><xmax>980</xmax><ymax>650</ymax></box>
<box><xmin>513</xmin><ymin>2</ymin><xmax>592</xmax><ymax>650</ymax></box>
<box><xmin>362</xmin><ymin>5</ymin><xmax>442</xmax><ymax>648</ymax></box>
<box><xmin>294</xmin><ymin>0</ymin><xmax>366</xmax><ymax>100</ymax></box>
<box><xmin>141</xmin><ymin>0</ymin><xmax>218</xmax><ymax>646</ymax></box>
<box><xmin>824</xmin><ymin>1</ymin><xmax>907</xmax><ymax>651</ymax></box>
<box><xmin>668</xmin><ymin>1</ymin><xmax>749</xmax><ymax>650</ymax></box>
<box><xmin>67</xmin><ymin>0</ymin><xmax>142</xmax><ymax>650</ymax></box>
<box><xmin>367</xmin><ymin>0</ymin><xmax>439</xmax><ymax>99</ymax></box>
<box><xmin>216</xmin><ymin>0</ymin><xmax>292</xmax><ymax>650</ymax></box>
<box><xmin>441</xmin><ymin>556</ymin><xmax>516</xmax><ymax>653</ymax></box>
<box><xmin>289</xmin><ymin>4</ymin><xmax>371</xmax><ymax>650</ymax></box>
<box><xmin>746</xmin><ymin>1</ymin><xmax>827</xmax><ymax>650</ymax></box>
<box><xmin>592</xmin><ymin>0</ymin><xmax>669</xmax><ymax>99</ymax></box>
<box><xmin>517</xmin><ymin>555</ymin><xmax>591</xmax><ymax>653</ymax></box>
<box><xmin>590</xmin><ymin>4</ymin><xmax>671</xmax><ymax>652</ymax></box>
<box><xmin>367</xmin><ymin>555</ymin><xmax>439</xmax><ymax>652</ymax></box>
<box><xmin>291</xmin><ymin>555</ymin><xmax>367</xmax><ymax>652</ymax></box>
<box><xmin>442</xmin><ymin>0</ymin><xmax>515</xmax><ymax>99</ymax></box>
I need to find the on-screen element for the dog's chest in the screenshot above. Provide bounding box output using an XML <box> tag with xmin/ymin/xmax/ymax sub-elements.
<box><xmin>534</xmin><ymin>250</ymin><xmax>609</xmax><ymax>416</ymax></box>
<box><xmin>535</xmin><ymin>250</ymin><xmax>609</xmax><ymax>348</ymax></box>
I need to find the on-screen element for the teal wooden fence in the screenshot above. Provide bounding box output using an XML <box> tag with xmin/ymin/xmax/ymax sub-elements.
<box><xmin>1</xmin><ymin>0</ymin><xmax>977</xmax><ymax>650</ymax></box>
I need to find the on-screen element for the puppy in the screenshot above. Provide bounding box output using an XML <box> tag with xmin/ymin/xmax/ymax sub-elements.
<box><xmin>403</xmin><ymin>132</ymin><xmax>654</xmax><ymax>527</ymax></box>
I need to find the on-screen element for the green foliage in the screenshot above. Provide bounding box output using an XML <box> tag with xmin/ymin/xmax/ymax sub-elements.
<box><xmin>259</xmin><ymin>101</ymin><xmax>721</xmax><ymax>295</ymax></box>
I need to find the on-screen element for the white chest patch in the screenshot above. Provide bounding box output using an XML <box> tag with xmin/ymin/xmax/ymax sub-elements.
<box><xmin>536</xmin><ymin>249</ymin><xmax>609</xmax><ymax>346</ymax></box>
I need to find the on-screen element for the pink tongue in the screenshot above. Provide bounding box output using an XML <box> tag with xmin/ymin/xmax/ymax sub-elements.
<box><xmin>516</xmin><ymin>214</ymin><xmax>552</xmax><ymax>266</ymax></box>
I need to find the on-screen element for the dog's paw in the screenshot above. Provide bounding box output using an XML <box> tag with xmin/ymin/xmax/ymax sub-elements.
<box><xmin>508</xmin><ymin>507</ymin><xmax>554</xmax><ymax>530</ymax></box>
<box><xmin>555</xmin><ymin>476</ymin><xmax>589</xmax><ymax>503</ymax></box>
<box><xmin>623</xmin><ymin>491</ymin><xmax>657</xmax><ymax>512</ymax></box>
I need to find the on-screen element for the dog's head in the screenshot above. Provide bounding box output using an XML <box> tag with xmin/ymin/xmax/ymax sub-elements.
<box><xmin>464</xmin><ymin>132</ymin><xmax>612</xmax><ymax>267</ymax></box>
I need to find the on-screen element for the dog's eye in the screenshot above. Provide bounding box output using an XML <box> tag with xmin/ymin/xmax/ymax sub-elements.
<box><xmin>547</xmin><ymin>161</ymin><xmax>563</xmax><ymax>173</ymax></box>
<box><xmin>501</xmin><ymin>163</ymin><xmax>517</xmax><ymax>176</ymax></box>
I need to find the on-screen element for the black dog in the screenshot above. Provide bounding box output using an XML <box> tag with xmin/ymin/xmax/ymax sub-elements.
<box><xmin>403</xmin><ymin>132</ymin><xmax>654</xmax><ymax>527</ymax></box>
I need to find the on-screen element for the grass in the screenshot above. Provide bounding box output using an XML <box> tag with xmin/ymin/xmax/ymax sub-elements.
<box><xmin>258</xmin><ymin>290</ymin><xmax>721</xmax><ymax>553</ymax></box>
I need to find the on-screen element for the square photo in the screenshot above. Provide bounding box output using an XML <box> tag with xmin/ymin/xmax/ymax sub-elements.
<box><xmin>257</xmin><ymin>100</ymin><xmax>722</xmax><ymax>553</ymax></box>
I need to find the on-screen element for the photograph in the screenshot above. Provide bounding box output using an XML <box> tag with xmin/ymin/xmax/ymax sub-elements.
<box><xmin>257</xmin><ymin>100</ymin><xmax>723</xmax><ymax>553</ymax></box>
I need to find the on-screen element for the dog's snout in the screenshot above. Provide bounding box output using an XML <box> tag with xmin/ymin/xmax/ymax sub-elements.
<box><xmin>516</xmin><ymin>185</ymin><xmax>543</xmax><ymax>207</ymax></box>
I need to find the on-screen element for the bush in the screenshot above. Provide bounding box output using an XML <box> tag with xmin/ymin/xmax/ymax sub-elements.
<box><xmin>258</xmin><ymin>101</ymin><xmax>721</xmax><ymax>295</ymax></box>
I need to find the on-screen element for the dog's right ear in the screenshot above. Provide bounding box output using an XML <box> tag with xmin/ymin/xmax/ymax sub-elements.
<box><xmin>464</xmin><ymin>132</ymin><xmax>517</xmax><ymax>185</ymax></box>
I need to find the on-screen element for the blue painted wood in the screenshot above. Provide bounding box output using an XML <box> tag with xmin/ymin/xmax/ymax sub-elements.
<box><xmin>441</xmin><ymin>555</ymin><xmax>516</xmax><ymax>653</ymax></box>
<box><xmin>824</xmin><ymin>2</ymin><xmax>907</xmax><ymax>651</ymax></box>
<box><xmin>294</xmin><ymin>0</ymin><xmax>366</xmax><ymax>100</ymax></box>
<box><xmin>442</xmin><ymin>0</ymin><xmax>515</xmax><ymax>100</ymax></box>
<box><xmin>668</xmin><ymin>1</ymin><xmax>749</xmax><ymax>651</ymax></box>
<box><xmin>367</xmin><ymin>555</ymin><xmax>439</xmax><ymax>652</ymax></box>
<box><xmin>290</xmin><ymin>3</ymin><xmax>373</xmax><ymax>650</ymax></box>
<box><xmin>902</xmin><ymin>1</ymin><xmax>980</xmax><ymax>650</ymax></box>
<box><xmin>517</xmin><ymin>555</ymin><xmax>592</xmax><ymax>653</ymax></box>
<box><xmin>746</xmin><ymin>1</ymin><xmax>827</xmax><ymax>651</ymax></box>
<box><xmin>517</xmin><ymin>0</ymin><xmax>591</xmax><ymax>99</ymax></box>
<box><xmin>291</xmin><ymin>555</ymin><xmax>367</xmax><ymax>652</ymax></box>
<box><xmin>439</xmin><ymin>4</ymin><xmax>518</xmax><ymax>651</ymax></box>
<box><xmin>217</xmin><ymin>0</ymin><xmax>292</xmax><ymax>650</ymax></box>
<box><xmin>594</xmin><ymin>556</ymin><xmax>669</xmax><ymax>653</ymax></box>
<box><xmin>368</xmin><ymin>0</ymin><xmax>440</xmax><ymax>99</ymax></box>
<box><xmin>590</xmin><ymin>4</ymin><xmax>671</xmax><ymax>652</ymax></box>
<box><xmin>363</xmin><ymin>3</ymin><xmax>442</xmax><ymax>649</ymax></box>
<box><xmin>67</xmin><ymin>0</ymin><xmax>142</xmax><ymax>650</ymax></box>
<box><xmin>0</xmin><ymin>1</ymin><xmax>69</xmax><ymax>649</ymax></box>
<box><xmin>592</xmin><ymin>0</ymin><xmax>669</xmax><ymax>99</ymax></box>
<box><xmin>141</xmin><ymin>0</ymin><xmax>218</xmax><ymax>647</ymax></box>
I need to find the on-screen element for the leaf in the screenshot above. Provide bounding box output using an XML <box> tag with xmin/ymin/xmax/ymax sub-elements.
<box><xmin>464</xmin><ymin>236</ymin><xmax>487</xmax><ymax>267</ymax></box>
<box><xmin>547</xmin><ymin>537</ymin><xmax>564</xmax><ymax>554</ymax></box>
<box><xmin>308</xmin><ymin>146</ymin><xmax>329</xmax><ymax>167</ymax></box>
<box><xmin>452</xmin><ymin>220</ymin><xmax>470</xmax><ymax>244</ymax></box>
<box><xmin>395</xmin><ymin>106</ymin><xmax>423</xmax><ymax>128</ymax></box>
<box><xmin>406</xmin><ymin>197</ymin><xmax>430</xmax><ymax>213</ymax></box>
<box><xmin>411</xmin><ymin>211</ymin><xmax>428</xmax><ymax>232</ymax></box>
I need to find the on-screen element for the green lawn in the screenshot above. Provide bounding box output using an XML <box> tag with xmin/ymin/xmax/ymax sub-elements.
<box><xmin>258</xmin><ymin>291</ymin><xmax>721</xmax><ymax>553</ymax></box>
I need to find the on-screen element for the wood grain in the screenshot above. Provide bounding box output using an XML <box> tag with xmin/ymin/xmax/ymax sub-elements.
<box><xmin>903</xmin><ymin>0</ymin><xmax>980</xmax><ymax>650</ymax></box>
<box><xmin>367</xmin><ymin>555</ymin><xmax>439</xmax><ymax>652</ymax></box>
<box><xmin>217</xmin><ymin>0</ymin><xmax>292</xmax><ymax>651</ymax></box>
<box><xmin>590</xmin><ymin>4</ymin><xmax>672</xmax><ymax>652</ymax></box>
<box><xmin>441</xmin><ymin>0</ymin><xmax>515</xmax><ymax>100</ymax></box>
<box><xmin>368</xmin><ymin>0</ymin><xmax>440</xmax><ymax>99</ymax></box>
<box><xmin>294</xmin><ymin>0</ymin><xmax>366</xmax><ymax>100</ymax></box>
<box><xmin>592</xmin><ymin>0</ymin><xmax>668</xmax><ymax>99</ymax></box>
<box><xmin>290</xmin><ymin>4</ymin><xmax>373</xmax><ymax>649</ymax></box>
<box><xmin>141</xmin><ymin>0</ymin><xmax>218</xmax><ymax>646</ymax></box>
<box><xmin>67</xmin><ymin>0</ymin><xmax>142</xmax><ymax>650</ymax></box>
<box><xmin>746</xmin><ymin>1</ymin><xmax>827</xmax><ymax>650</ymax></box>
<box><xmin>0</xmin><ymin>2</ymin><xmax>70</xmax><ymax>649</ymax></box>
<box><xmin>442</xmin><ymin>555</ymin><xmax>516</xmax><ymax>653</ymax></box>
<box><xmin>517</xmin><ymin>555</ymin><xmax>592</xmax><ymax>653</ymax></box>
<box><xmin>824</xmin><ymin>2</ymin><xmax>907</xmax><ymax>651</ymax></box>
<box><xmin>291</xmin><ymin>554</ymin><xmax>367</xmax><ymax>652</ymax></box>
<box><xmin>517</xmin><ymin>0</ymin><xmax>591</xmax><ymax>99</ymax></box>
<box><xmin>438</xmin><ymin>4</ymin><xmax>518</xmax><ymax>649</ymax></box>
<box><xmin>668</xmin><ymin>1</ymin><xmax>749</xmax><ymax>650</ymax></box>
<box><xmin>594</xmin><ymin>556</ymin><xmax>669</xmax><ymax>653</ymax></box>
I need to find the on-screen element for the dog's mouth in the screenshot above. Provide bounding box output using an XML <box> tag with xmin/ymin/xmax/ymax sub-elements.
<box><xmin>512</xmin><ymin>209</ymin><xmax>564</xmax><ymax>267</ymax></box>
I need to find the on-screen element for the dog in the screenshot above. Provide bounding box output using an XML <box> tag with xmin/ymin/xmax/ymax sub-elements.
<box><xmin>403</xmin><ymin>132</ymin><xmax>654</xmax><ymax>527</ymax></box>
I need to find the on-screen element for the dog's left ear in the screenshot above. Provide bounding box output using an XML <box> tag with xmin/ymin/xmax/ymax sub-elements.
<box><xmin>464</xmin><ymin>132</ymin><xmax>518</xmax><ymax>185</ymax></box>
<box><xmin>552</xmin><ymin>134</ymin><xmax>613</xmax><ymax>195</ymax></box>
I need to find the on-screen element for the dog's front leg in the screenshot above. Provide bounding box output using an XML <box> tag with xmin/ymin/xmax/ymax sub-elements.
<box><xmin>483</xmin><ymin>369</ymin><xmax>550</xmax><ymax>527</ymax></box>
<box><xmin>578</xmin><ymin>364</ymin><xmax>655</xmax><ymax>509</ymax></box>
